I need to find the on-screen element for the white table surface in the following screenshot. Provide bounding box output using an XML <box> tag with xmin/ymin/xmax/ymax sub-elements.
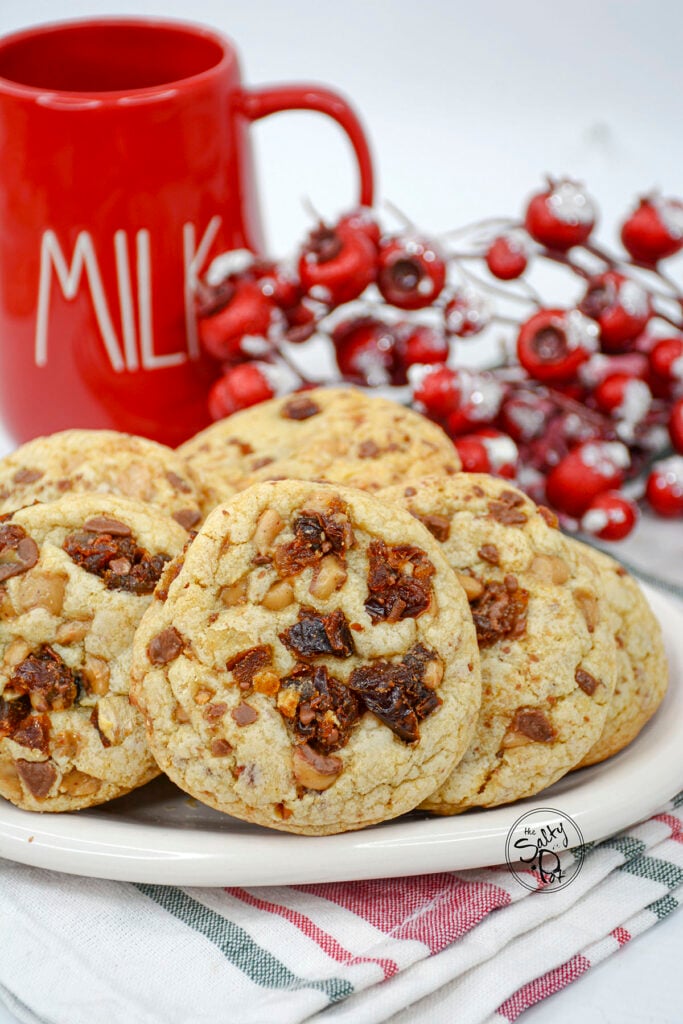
<box><xmin>0</xmin><ymin>0</ymin><xmax>682</xmax><ymax>1021</ymax></box>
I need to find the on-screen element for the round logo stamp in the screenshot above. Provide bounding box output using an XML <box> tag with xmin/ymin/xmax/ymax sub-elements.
<box><xmin>505</xmin><ymin>807</ymin><xmax>585</xmax><ymax>892</ymax></box>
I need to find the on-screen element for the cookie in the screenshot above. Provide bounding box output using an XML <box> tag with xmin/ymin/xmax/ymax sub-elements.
<box><xmin>381</xmin><ymin>474</ymin><xmax>618</xmax><ymax>812</ymax></box>
<box><xmin>131</xmin><ymin>480</ymin><xmax>481</xmax><ymax>835</ymax></box>
<box><xmin>571</xmin><ymin>542</ymin><xmax>668</xmax><ymax>768</ymax></box>
<box><xmin>0</xmin><ymin>495</ymin><xmax>187</xmax><ymax>811</ymax></box>
<box><xmin>0</xmin><ymin>430</ymin><xmax>202</xmax><ymax>532</ymax></box>
<box><xmin>178</xmin><ymin>387</ymin><xmax>461</xmax><ymax>514</ymax></box>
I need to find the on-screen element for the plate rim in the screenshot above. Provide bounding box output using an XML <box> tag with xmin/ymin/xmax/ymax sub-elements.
<box><xmin>0</xmin><ymin>582</ymin><xmax>681</xmax><ymax>887</ymax></box>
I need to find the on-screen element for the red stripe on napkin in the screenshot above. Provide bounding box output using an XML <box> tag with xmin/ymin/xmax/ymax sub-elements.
<box><xmin>496</xmin><ymin>954</ymin><xmax>591</xmax><ymax>1021</ymax></box>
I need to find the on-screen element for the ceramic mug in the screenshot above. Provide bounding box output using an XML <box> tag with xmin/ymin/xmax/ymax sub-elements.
<box><xmin>0</xmin><ymin>18</ymin><xmax>374</xmax><ymax>446</ymax></box>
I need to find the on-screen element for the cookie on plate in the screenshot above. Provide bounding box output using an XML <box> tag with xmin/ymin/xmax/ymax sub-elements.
<box><xmin>570</xmin><ymin>542</ymin><xmax>668</xmax><ymax>768</ymax></box>
<box><xmin>0</xmin><ymin>495</ymin><xmax>187</xmax><ymax>811</ymax></box>
<box><xmin>178</xmin><ymin>386</ymin><xmax>461</xmax><ymax>514</ymax></box>
<box><xmin>131</xmin><ymin>480</ymin><xmax>481</xmax><ymax>835</ymax></box>
<box><xmin>381</xmin><ymin>474</ymin><xmax>618</xmax><ymax>813</ymax></box>
<box><xmin>0</xmin><ymin>430</ymin><xmax>202</xmax><ymax>532</ymax></box>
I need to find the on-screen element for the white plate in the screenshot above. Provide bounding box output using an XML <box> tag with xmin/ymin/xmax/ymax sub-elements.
<box><xmin>0</xmin><ymin>583</ymin><xmax>681</xmax><ymax>887</ymax></box>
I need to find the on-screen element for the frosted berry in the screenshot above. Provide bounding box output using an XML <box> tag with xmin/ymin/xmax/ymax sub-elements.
<box><xmin>579</xmin><ymin>271</ymin><xmax>651</xmax><ymax>352</ymax></box>
<box><xmin>208</xmin><ymin>361</ymin><xmax>299</xmax><ymax>420</ymax></box>
<box><xmin>579</xmin><ymin>352</ymin><xmax>649</xmax><ymax>389</ymax></box>
<box><xmin>444</xmin><ymin>288</ymin><xmax>491</xmax><ymax>338</ymax></box>
<box><xmin>524</xmin><ymin>179</ymin><xmax>596</xmax><ymax>251</ymax></box>
<box><xmin>485</xmin><ymin>232</ymin><xmax>528</xmax><ymax>280</ymax></box>
<box><xmin>454</xmin><ymin>429</ymin><xmax>518</xmax><ymax>478</ymax></box>
<box><xmin>395</xmin><ymin>323</ymin><xmax>449</xmax><ymax>371</ymax></box>
<box><xmin>499</xmin><ymin>389</ymin><xmax>554</xmax><ymax>442</ymax></box>
<box><xmin>332</xmin><ymin>317</ymin><xmax>397</xmax><ymax>386</ymax></box>
<box><xmin>444</xmin><ymin>371</ymin><xmax>505</xmax><ymax>436</ymax></box>
<box><xmin>253</xmin><ymin>261</ymin><xmax>301</xmax><ymax>310</ymax></box>
<box><xmin>621</xmin><ymin>196</ymin><xmax>683</xmax><ymax>264</ymax></box>
<box><xmin>581</xmin><ymin>491</ymin><xmax>638</xmax><ymax>541</ymax></box>
<box><xmin>337</xmin><ymin>208</ymin><xmax>381</xmax><ymax>248</ymax></box>
<box><xmin>669</xmin><ymin>398</ymin><xmax>683</xmax><ymax>454</ymax></box>
<box><xmin>377</xmin><ymin>236</ymin><xmax>446</xmax><ymax>310</ymax></box>
<box><xmin>298</xmin><ymin>223</ymin><xmax>376</xmax><ymax>306</ymax></box>
<box><xmin>410</xmin><ymin>364</ymin><xmax>459</xmax><ymax>420</ymax></box>
<box><xmin>545</xmin><ymin>440</ymin><xmax>630</xmax><ymax>517</ymax></box>
<box><xmin>199</xmin><ymin>280</ymin><xmax>276</xmax><ymax>362</ymax></box>
<box><xmin>593</xmin><ymin>373</ymin><xmax>652</xmax><ymax>424</ymax></box>
<box><xmin>649</xmin><ymin>337</ymin><xmax>683</xmax><ymax>398</ymax></box>
<box><xmin>646</xmin><ymin>456</ymin><xmax>683</xmax><ymax>517</ymax></box>
<box><xmin>517</xmin><ymin>308</ymin><xmax>599</xmax><ymax>384</ymax></box>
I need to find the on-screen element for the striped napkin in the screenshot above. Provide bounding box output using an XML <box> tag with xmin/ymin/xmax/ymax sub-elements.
<box><xmin>0</xmin><ymin>792</ymin><xmax>682</xmax><ymax>1024</ymax></box>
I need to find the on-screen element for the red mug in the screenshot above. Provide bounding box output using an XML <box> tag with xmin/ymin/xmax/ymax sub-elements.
<box><xmin>0</xmin><ymin>18</ymin><xmax>374</xmax><ymax>446</ymax></box>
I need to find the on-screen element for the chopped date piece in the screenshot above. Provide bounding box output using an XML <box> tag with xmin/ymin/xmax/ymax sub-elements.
<box><xmin>63</xmin><ymin>529</ymin><xmax>169</xmax><ymax>595</ymax></box>
<box><xmin>12</xmin><ymin>713</ymin><xmax>50</xmax><ymax>754</ymax></box>
<box><xmin>280</xmin><ymin>664</ymin><xmax>360</xmax><ymax>754</ymax></box>
<box><xmin>0</xmin><ymin>523</ymin><xmax>39</xmax><ymax>582</ymax></box>
<box><xmin>358</xmin><ymin>440</ymin><xmax>380</xmax><ymax>458</ymax></box>
<box><xmin>0</xmin><ymin>693</ymin><xmax>31</xmax><ymax>739</ymax></box>
<box><xmin>478</xmin><ymin>544</ymin><xmax>500</xmax><ymax>565</ymax></box>
<box><xmin>279</xmin><ymin>607</ymin><xmax>355</xmax><ymax>660</ymax></box>
<box><xmin>575</xmin><ymin>667</ymin><xmax>599</xmax><ymax>696</ymax></box>
<box><xmin>349</xmin><ymin>643</ymin><xmax>442</xmax><ymax>744</ymax></box>
<box><xmin>166</xmin><ymin>471</ymin><xmax>193</xmax><ymax>494</ymax></box>
<box><xmin>487</xmin><ymin>490</ymin><xmax>528</xmax><ymax>526</ymax></box>
<box><xmin>470</xmin><ymin>575</ymin><xmax>529</xmax><ymax>648</ymax></box>
<box><xmin>281</xmin><ymin>396</ymin><xmax>321</xmax><ymax>420</ymax></box>
<box><xmin>7</xmin><ymin>646</ymin><xmax>78</xmax><ymax>712</ymax></box>
<box><xmin>12</xmin><ymin>467</ymin><xmax>44</xmax><ymax>485</ymax></box>
<box><xmin>292</xmin><ymin>743</ymin><xmax>342</xmax><ymax>790</ymax></box>
<box><xmin>90</xmin><ymin>706</ymin><xmax>111</xmax><ymax>747</ymax></box>
<box><xmin>172</xmin><ymin>508</ymin><xmax>202</xmax><ymax>531</ymax></box>
<box><xmin>226</xmin><ymin>645</ymin><xmax>273</xmax><ymax>691</ymax></box>
<box><xmin>231</xmin><ymin>702</ymin><xmax>259</xmax><ymax>726</ymax></box>
<box><xmin>509</xmin><ymin>707</ymin><xmax>557</xmax><ymax>743</ymax></box>
<box><xmin>414</xmin><ymin>512</ymin><xmax>451</xmax><ymax>542</ymax></box>
<box><xmin>364</xmin><ymin>540</ymin><xmax>435</xmax><ymax>624</ymax></box>
<box><xmin>15</xmin><ymin>758</ymin><xmax>57</xmax><ymax>799</ymax></box>
<box><xmin>147</xmin><ymin>627</ymin><xmax>183</xmax><ymax>665</ymax></box>
<box><xmin>272</xmin><ymin>500</ymin><xmax>354</xmax><ymax>578</ymax></box>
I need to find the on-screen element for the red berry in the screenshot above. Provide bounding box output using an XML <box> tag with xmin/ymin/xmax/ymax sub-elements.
<box><xmin>621</xmin><ymin>196</ymin><xmax>683</xmax><ymax>264</ymax></box>
<box><xmin>454</xmin><ymin>429</ymin><xmax>518</xmax><ymax>477</ymax></box>
<box><xmin>649</xmin><ymin>337</ymin><xmax>683</xmax><ymax>398</ymax></box>
<box><xmin>580</xmin><ymin>491</ymin><xmax>638</xmax><ymax>541</ymax></box>
<box><xmin>517</xmin><ymin>309</ymin><xmax>598</xmax><ymax>384</ymax></box>
<box><xmin>485</xmin><ymin>232</ymin><xmax>528</xmax><ymax>280</ymax></box>
<box><xmin>377</xmin><ymin>236</ymin><xmax>446</xmax><ymax>310</ymax></box>
<box><xmin>646</xmin><ymin>456</ymin><xmax>683</xmax><ymax>517</ymax></box>
<box><xmin>593</xmin><ymin>373</ymin><xmax>652</xmax><ymax>423</ymax></box>
<box><xmin>579</xmin><ymin>352</ymin><xmax>649</xmax><ymax>389</ymax></box>
<box><xmin>545</xmin><ymin>440</ymin><xmax>630</xmax><ymax>518</ymax></box>
<box><xmin>444</xmin><ymin>372</ymin><xmax>505</xmax><ymax>435</ymax></box>
<box><xmin>524</xmin><ymin>179</ymin><xmax>596</xmax><ymax>251</ymax></box>
<box><xmin>208</xmin><ymin>361</ymin><xmax>299</xmax><ymax>420</ymax></box>
<box><xmin>252</xmin><ymin>261</ymin><xmax>301</xmax><ymax>309</ymax></box>
<box><xmin>410</xmin><ymin>364</ymin><xmax>459</xmax><ymax>419</ymax></box>
<box><xmin>444</xmin><ymin>288</ymin><xmax>491</xmax><ymax>337</ymax></box>
<box><xmin>579</xmin><ymin>271</ymin><xmax>651</xmax><ymax>352</ymax></box>
<box><xmin>199</xmin><ymin>280</ymin><xmax>276</xmax><ymax>362</ymax></box>
<box><xmin>395</xmin><ymin>323</ymin><xmax>449</xmax><ymax>370</ymax></box>
<box><xmin>298</xmin><ymin>223</ymin><xmax>376</xmax><ymax>306</ymax></box>
<box><xmin>332</xmin><ymin>317</ymin><xmax>397</xmax><ymax>386</ymax></box>
<box><xmin>498</xmin><ymin>389</ymin><xmax>554</xmax><ymax>442</ymax></box>
<box><xmin>670</xmin><ymin>398</ymin><xmax>683</xmax><ymax>454</ymax></box>
<box><xmin>337</xmin><ymin>207</ymin><xmax>381</xmax><ymax>248</ymax></box>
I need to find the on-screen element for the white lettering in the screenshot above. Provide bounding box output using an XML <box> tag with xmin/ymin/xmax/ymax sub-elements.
<box><xmin>35</xmin><ymin>230</ymin><xmax>125</xmax><ymax>371</ymax></box>
<box><xmin>137</xmin><ymin>229</ymin><xmax>186</xmax><ymax>370</ymax></box>
<box><xmin>183</xmin><ymin>215</ymin><xmax>222</xmax><ymax>360</ymax></box>
<box><xmin>114</xmin><ymin>230</ymin><xmax>139</xmax><ymax>372</ymax></box>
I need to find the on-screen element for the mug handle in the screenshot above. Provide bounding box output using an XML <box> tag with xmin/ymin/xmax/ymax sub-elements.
<box><xmin>239</xmin><ymin>85</ymin><xmax>374</xmax><ymax>207</ymax></box>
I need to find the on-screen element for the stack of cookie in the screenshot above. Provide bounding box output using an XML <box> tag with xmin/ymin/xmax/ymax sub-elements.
<box><xmin>0</xmin><ymin>390</ymin><xmax>669</xmax><ymax>833</ymax></box>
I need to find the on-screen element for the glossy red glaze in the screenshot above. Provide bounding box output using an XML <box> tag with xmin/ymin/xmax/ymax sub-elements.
<box><xmin>0</xmin><ymin>18</ymin><xmax>374</xmax><ymax>446</ymax></box>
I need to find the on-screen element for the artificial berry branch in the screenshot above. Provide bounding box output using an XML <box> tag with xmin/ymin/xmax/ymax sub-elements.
<box><xmin>195</xmin><ymin>178</ymin><xmax>683</xmax><ymax>539</ymax></box>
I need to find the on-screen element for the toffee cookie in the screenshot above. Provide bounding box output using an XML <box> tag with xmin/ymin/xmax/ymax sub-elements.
<box><xmin>381</xmin><ymin>474</ymin><xmax>618</xmax><ymax>812</ymax></box>
<box><xmin>0</xmin><ymin>430</ymin><xmax>202</xmax><ymax>532</ymax></box>
<box><xmin>0</xmin><ymin>495</ymin><xmax>187</xmax><ymax>811</ymax></box>
<box><xmin>178</xmin><ymin>387</ymin><xmax>461</xmax><ymax>514</ymax></box>
<box><xmin>131</xmin><ymin>480</ymin><xmax>481</xmax><ymax>835</ymax></box>
<box><xmin>571</xmin><ymin>542</ymin><xmax>668</xmax><ymax>768</ymax></box>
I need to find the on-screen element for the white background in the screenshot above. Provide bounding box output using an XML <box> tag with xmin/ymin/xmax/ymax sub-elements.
<box><xmin>0</xmin><ymin>1</ymin><xmax>682</xmax><ymax>1022</ymax></box>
